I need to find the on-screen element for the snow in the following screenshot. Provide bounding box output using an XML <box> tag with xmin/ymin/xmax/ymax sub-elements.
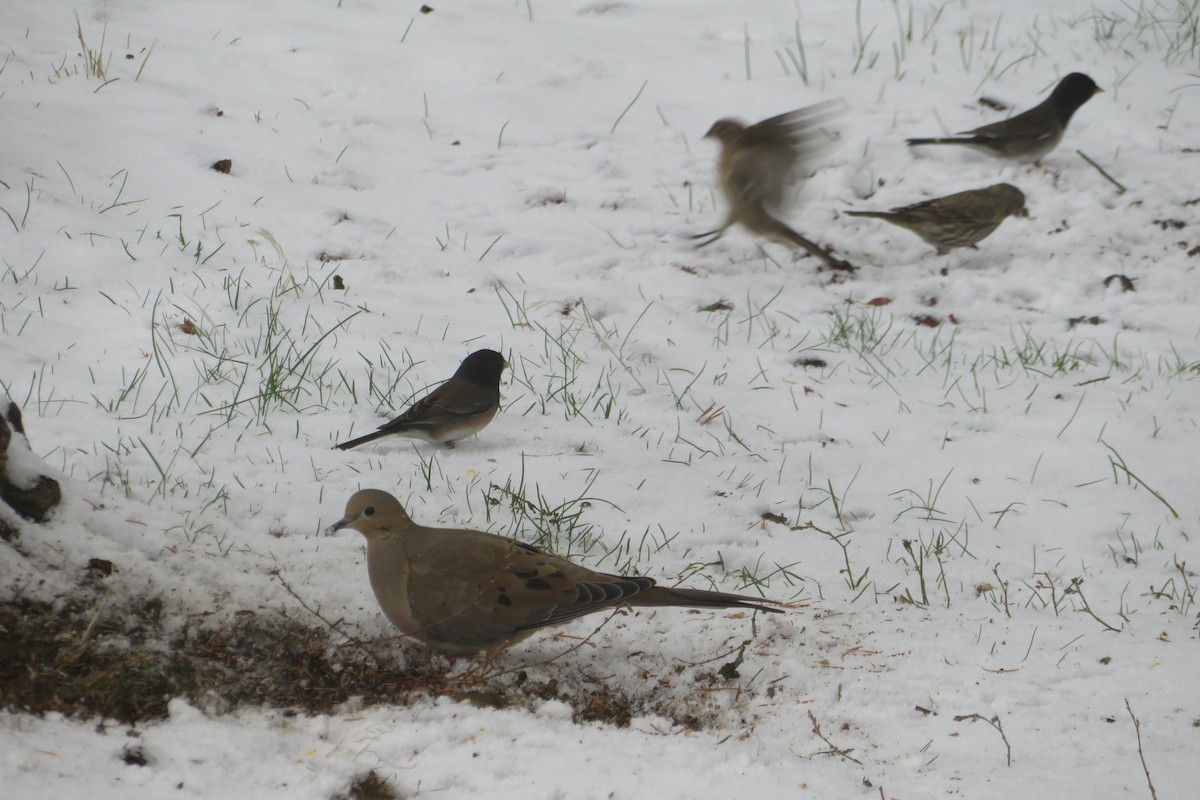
<box><xmin>3</xmin><ymin>0</ymin><xmax>1199</xmax><ymax>798</ymax></box>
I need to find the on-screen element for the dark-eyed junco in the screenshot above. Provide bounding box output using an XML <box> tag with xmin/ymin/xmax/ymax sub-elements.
<box><xmin>332</xmin><ymin>489</ymin><xmax>784</xmax><ymax>655</ymax></box>
<box><xmin>335</xmin><ymin>349</ymin><xmax>506</xmax><ymax>450</ymax></box>
<box><xmin>693</xmin><ymin>102</ymin><xmax>854</xmax><ymax>271</ymax></box>
<box><xmin>844</xmin><ymin>183</ymin><xmax>1027</xmax><ymax>254</ymax></box>
<box><xmin>906</xmin><ymin>73</ymin><xmax>1102</xmax><ymax>162</ymax></box>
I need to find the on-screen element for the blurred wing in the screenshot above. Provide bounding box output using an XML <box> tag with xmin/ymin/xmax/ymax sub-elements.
<box><xmin>739</xmin><ymin>101</ymin><xmax>842</xmax><ymax>150</ymax></box>
<box><xmin>726</xmin><ymin>145</ymin><xmax>788</xmax><ymax>211</ymax></box>
<box><xmin>735</xmin><ymin>101</ymin><xmax>841</xmax><ymax>209</ymax></box>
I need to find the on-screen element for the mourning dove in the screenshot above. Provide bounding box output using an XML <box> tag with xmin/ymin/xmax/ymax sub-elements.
<box><xmin>907</xmin><ymin>73</ymin><xmax>1102</xmax><ymax>162</ymax></box>
<box><xmin>332</xmin><ymin>489</ymin><xmax>784</xmax><ymax>655</ymax></box>
<box><xmin>336</xmin><ymin>349</ymin><xmax>507</xmax><ymax>450</ymax></box>
<box><xmin>844</xmin><ymin>183</ymin><xmax>1027</xmax><ymax>255</ymax></box>
<box><xmin>692</xmin><ymin>101</ymin><xmax>854</xmax><ymax>271</ymax></box>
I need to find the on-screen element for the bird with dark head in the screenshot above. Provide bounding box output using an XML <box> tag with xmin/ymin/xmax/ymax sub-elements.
<box><xmin>692</xmin><ymin>102</ymin><xmax>854</xmax><ymax>271</ymax></box>
<box><xmin>335</xmin><ymin>349</ymin><xmax>507</xmax><ymax>450</ymax></box>
<box><xmin>906</xmin><ymin>73</ymin><xmax>1102</xmax><ymax>162</ymax></box>
<box><xmin>332</xmin><ymin>489</ymin><xmax>784</xmax><ymax>656</ymax></box>
<box><xmin>844</xmin><ymin>183</ymin><xmax>1027</xmax><ymax>255</ymax></box>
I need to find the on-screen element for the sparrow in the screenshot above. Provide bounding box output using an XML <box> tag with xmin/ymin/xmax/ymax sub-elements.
<box><xmin>335</xmin><ymin>349</ymin><xmax>506</xmax><ymax>450</ymax></box>
<box><xmin>906</xmin><ymin>73</ymin><xmax>1102</xmax><ymax>162</ymax></box>
<box><xmin>843</xmin><ymin>183</ymin><xmax>1027</xmax><ymax>255</ymax></box>
<box><xmin>332</xmin><ymin>489</ymin><xmax>784</xmax><ymax>655</ymax></box>
<box><xmin>693</xmin><ymin>102</ymin><xmax>855</xmax><ymax>271</ymax></box>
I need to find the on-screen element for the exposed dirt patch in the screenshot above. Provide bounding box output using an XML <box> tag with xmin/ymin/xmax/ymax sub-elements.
<box><xmin>0</xmin><ymin>593</ymin><xmax>766</xmax><ymax>729</ymax></box>
<box><xmin>0</xmin><ymin>595</ymin><xmax>429</xmax><ymax>723</ymax></box>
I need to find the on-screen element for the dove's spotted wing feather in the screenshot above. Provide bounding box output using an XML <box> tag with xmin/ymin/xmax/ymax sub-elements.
<box><xmin>399</xmin><ymin>528</ymin><xmax>654</xmax><ymax>651</ymax></box>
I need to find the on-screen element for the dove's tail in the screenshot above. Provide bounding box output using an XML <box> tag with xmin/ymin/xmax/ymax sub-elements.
<box><xmin>632</xmin><ymin>586</ymin><xmax>785</xmax><ymax>614</ymax></box>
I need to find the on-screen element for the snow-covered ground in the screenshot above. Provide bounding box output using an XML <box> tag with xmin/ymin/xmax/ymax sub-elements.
<box><xmin>3</xmin><ymin>0</ymin><xmax>1199</xmax><ymax>797</ymax></box>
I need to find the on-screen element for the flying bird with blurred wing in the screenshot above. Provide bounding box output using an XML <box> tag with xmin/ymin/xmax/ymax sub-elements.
<box><xmin>693</xmin><ymin>102</ymin><xmax>854</xmax><ymax>271</ymax></box>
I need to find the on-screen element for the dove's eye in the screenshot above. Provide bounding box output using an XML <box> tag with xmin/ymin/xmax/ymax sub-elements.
<box><xmin>363</xmin><ymin>506</ymin><xmax>376</xmax><ymax>518</ymax></box>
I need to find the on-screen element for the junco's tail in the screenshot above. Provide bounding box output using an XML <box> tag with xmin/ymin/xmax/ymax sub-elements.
<box><xmin>334</xmin><ymin>429</ymin><xmax>391</xmax><ymax>450</ymax></box>
<box><xmin>906</xmin><ymin>136</ymin><xmax>983</xmax><ymax>148</ymax></box>
<box><xmin>842</xmin><ymin>210</ymin><xmax>896</xmax><ymax>221</ymax></box>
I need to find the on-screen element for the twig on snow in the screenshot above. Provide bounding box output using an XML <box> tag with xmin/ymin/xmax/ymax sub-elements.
<box><xmin>1125</xmin><ymin>699</ymin><xmax>1158</xmax><ymax>800</ymax></box>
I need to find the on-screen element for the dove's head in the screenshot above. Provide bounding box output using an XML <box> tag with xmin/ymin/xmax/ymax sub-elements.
<box><xmin>331</xmin><ymin>489</ymin><xmax>414</xmax><ymax>538</ymax></box>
